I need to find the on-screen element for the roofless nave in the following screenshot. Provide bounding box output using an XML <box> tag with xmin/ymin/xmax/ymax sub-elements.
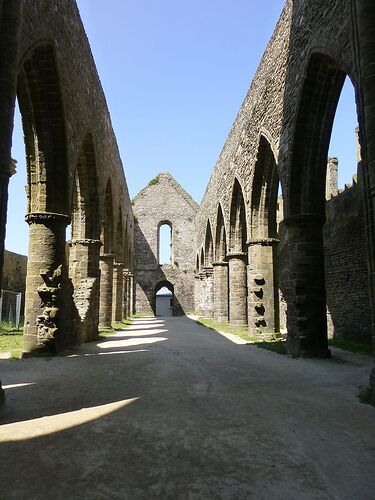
<box><xmin>0</xmin><ymin>0</ymin><xmax>375</xmax><ymax>407</ymax></box>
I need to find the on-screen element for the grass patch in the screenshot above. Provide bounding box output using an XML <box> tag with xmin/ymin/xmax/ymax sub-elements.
<box><xmin>196</xmin><ymin>317</ymin><xmax>288</xmax><ymax>354</ymax></box>
<box><xmin>328</xmin><ymin>338</ymin><xmax>373</xmax><ymax>355</ymax></box>
<box><xmin>0</xmin><ymin>330</ymin><xmax>23</xmax><ymax>352</ymax></box>
<box><xmin>113</xmin><ymin>318</ymin><xmax>133</xmax><ymax>330</ymax></box>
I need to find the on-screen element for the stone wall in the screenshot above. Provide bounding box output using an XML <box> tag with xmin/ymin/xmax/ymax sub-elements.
<box><xmin>324</xmin><ymin>168</ymin><xmax>371</xmax><ymax>343</ymax></box>
<box><xmin>133</xmin><ymin>173</ymin><xmax>198</xmax><ymax>316</ymax></box>
<box><xmin>2</xmin><ymin>250</ymin><xmax>27</xmax><ymax>295</ymax></box>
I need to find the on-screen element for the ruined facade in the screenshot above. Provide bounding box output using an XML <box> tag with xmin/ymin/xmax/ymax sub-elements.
<box><xmin>133</xmin><ymin>173</ymin><xmax>197</xmax><ymax>316</ymax></box>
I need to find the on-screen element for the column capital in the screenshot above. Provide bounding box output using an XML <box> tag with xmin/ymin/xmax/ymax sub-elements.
<box><xmin>212</xmin><ymin>260</ymin><xmax>228</xmax><ymax>267</ymax></box>
<box><xmin>114</xmin><ymin>261</ymin><xmax>125</xmax><ymax>269</ymax></box>
<box><xmin>100</xmin><ymin>253</ymin><xmax>115</xmax><ymax>262</ymax></box>
<box><xmin>282</xmin><ymin>214</ymin><xmax>326</xmax><ymax>227</ymax></box>
<box><xmin>68</xmin><ymin>238</ymin><xmax>102</xmax><ymax>248</ymax></box>
<box><xmin>25</xmin><ymin>212</ymin><xmax>70</xmax><ymax>226</ymax></box>
<box><xmin>203</xmin><ymin>266</ymin><xmax>213</xmax><ymax>277</ymax></box>
<box><xmin>227</xmin><ymin>251</ymin><xmax>247</xmax><ymax>260</ymax></box>
<box><xmin>247</xmin><ymin>238</ymin><xmax>279</xmax><ymax>247</ymax></box>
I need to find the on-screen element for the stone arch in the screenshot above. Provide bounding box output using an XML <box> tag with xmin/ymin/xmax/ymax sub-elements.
<box><xmin>116</xmin><ymin>207</ymin><xmax>124</xmax><ymax>263</ymax></box>
<box><xmin>18</xmin><ymin>43</ymin><xmax>69</xmax><ymax>215</ymax></box>
<box><xmin>155</xmin><ymin>280</ymin><xmax>174</xmax><ymax>317</ymax></box>
<box><xmin>250</xmin><ymin>134</ymin><xmax>279</xmax><ymax>240</ymax></box>
<box><xmin>215</xmin><ymin>203</ymin><xmax>227</xmax><ymax>262</ymax></box>
<box><xmin>204</xmin><ymin>220</ymin><xmax>214</xmax><ymax>267</ymax></box>
<box><xmin>17</xmin><ymin>42</ymin><xmax>71</xmax><ymax>353</ymax></box>
<box><xmin>228</xmin><ymin>178</ymin><xmax>248</xmax><ymax>327</ymax></box>
<box><xmin>69</xmin><ymin>134</ymin><xmax>101</xmax><ymax>342</ymax></box>
<box><xmin>248</xmin><ymin>134</ymin><xmax>280</xmax><ymax>335</ymax></box>
<box><xmin>229</xmin><ymin>178</ymin><xmax>248</xmax><ymax>253</ymax></box>
<box><xmin>71</xmin><ymin>134</ymin><xmax>100</xmax><ymax>240</ymax></box>
<box><xmin>102</xmin><ymin>179</ymin><xmax>114</xmax><ymax>254</ymax></box>
<box><xmin>213</xmin><ymin>204</ymin><xmax>229</xmax><ymax>323</ymax></box>
<box><xmin>200</xmin><ymin>247</ymin><xmax>205</xmax><ymax>272</ymax></box>
<box><xmin>284</xmin><ymin>52</ymin><xmax>355</xmax><ymax>357</ymax></box>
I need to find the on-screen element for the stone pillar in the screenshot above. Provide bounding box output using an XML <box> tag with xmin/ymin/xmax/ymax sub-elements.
<box><xmin>125</xmin><ymin>272</ymin><xmax>134</xmax><ymax>318</ymax></box>
<box><xmin>203</xmin><ymin>267</ymin><xmax>214</xmax><ymax>318</ymax></box>
<box><xmin>112</xmin><ymin>262</ymin><xmax>124</xmax><ymax>323</ymax></box>
<box><xmin>213</xmin><ymin>261</ymin><xmax>229</xmax><ymax>323</ymax></box>
<box><xmin>129</xmin><ymin>273</ymin><xmax>134</xmax><ymax>316</ymax></box>
<box><xmin>198</xmin><ymin>272</ymin><xmax>206</xmax><ymax>317</ymax></box>
<box><xmin>123</xmin><ymin>268</ymin><xmax>129</xmax><ymax>319</ymax></box>
<box><xmin>69</xmin><ymin>239</ymin><xmax>101</xmax><ymax>342</ymax></box>
<box><xmin>283</xmin><ymin>215</ymin><xmax>330</xmax><ymax>358</ymax></box>
<box><xmin>194</xmin><ymin>274</ymin><xmax>201</xmax><ymax>316</ymax></box>
<box><xmin>228</xmin><ymin>252</ymin><xmax>248</xmax><ymax>328</ymax></box>
<box><xmin>99</xmin><ymin>253</ymin><xmax>115</xmax><ymax>329</ymax></box>
<box><xmin>355</xmin><ymin>0</ymin><xmax>375</xmax><ymax>402</ymax></box>
<box><xmin>24</xmin><ymin>212</ymin><xmax>71</xmax><ymax>354</ymax></box>
<box><xmin>247</xmin><ymin>238</ymin><xmax>279</xmax><ymax>337</ymax></box>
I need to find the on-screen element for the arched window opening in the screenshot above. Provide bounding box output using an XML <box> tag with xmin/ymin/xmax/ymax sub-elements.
<box><xmin>155</xmin><ymin>281</ymin><xmax>174</xmax><ymax>317</ymax></box>
<box><xmin>328</xmin><ymin>77</ymin><xmax>359</xmax><ymax>194</ymax></box>
<box><xmin>159</xmin><ymin>223</ymin><xmax>172</xmax><ymax>265</ymax></box>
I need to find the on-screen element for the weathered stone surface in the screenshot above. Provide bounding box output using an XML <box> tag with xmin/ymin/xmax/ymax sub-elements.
<box><xmin>133</xmin><ymin>173</ymin><xmax>198</xmax><ymax>316</ymax></box>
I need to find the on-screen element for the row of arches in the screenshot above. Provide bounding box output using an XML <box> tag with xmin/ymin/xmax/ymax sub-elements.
<box><xmin>197</xmin><ymin>42</ymin><xmax>374</xmax><ymax>366</ymax></box>
<box><xmin>197</xmin><ymin>135</ymin><xmax>280</xmax><ymax>337</ymax></box>
<box><xmin>1</xmin><ymin>34</ymin><xmax>134</xmax><ymax>353</ymax></box>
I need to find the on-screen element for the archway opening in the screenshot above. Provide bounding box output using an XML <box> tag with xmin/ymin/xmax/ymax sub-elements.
<box><xmin>286</xmin><ymin>54</ymin><xmax>368</xmax><ymax>356</ymax></box>
<box><xmin>249</xmin><ymin>136</ymin><xmax>280</xmax><ymax>335</ymax></box>
<box><xmin>155</xmin><ymin>281</ymin><xmax>174</xmax><ymax>317</ymax></box>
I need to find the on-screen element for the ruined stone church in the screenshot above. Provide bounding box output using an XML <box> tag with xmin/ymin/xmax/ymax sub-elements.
<box><xmin>1</xmin><ymin>0</ymin><xmax>375</xmax><ymax>407</ymax></box>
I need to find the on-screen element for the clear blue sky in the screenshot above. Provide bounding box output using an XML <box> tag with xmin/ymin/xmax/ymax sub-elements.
<box><xmin>7</xmin><ymin>0</ymin><xmax>357</xmax><ymax>256</ymax></box>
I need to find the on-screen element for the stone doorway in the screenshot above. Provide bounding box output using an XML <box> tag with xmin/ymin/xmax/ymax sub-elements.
<box><xmin>155</xmin><ymin>282</ymin><xmax>174</xmax><ymax>317</ymax></box>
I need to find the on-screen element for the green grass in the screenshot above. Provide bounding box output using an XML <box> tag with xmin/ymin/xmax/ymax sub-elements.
<box><xmin>328</xmin><ymin>338</ymin><xmax>373</xmax><ymax>355</ymax></box>
<box><xmin>196</xmin><ymin>317</ymin><xmax>288</xmax><ymax>355</ymax></box>
<box><xmin>0</xmin><ymin>330</ymin><xmax>23</xmax><ymax>352</ymax></box>
<box><xmin>113</xmin><ymin>318</ymin><xmax>133</xmax><ymax>329</ymax></box>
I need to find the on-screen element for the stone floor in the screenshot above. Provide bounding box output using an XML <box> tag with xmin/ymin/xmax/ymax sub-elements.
<box><xmin>1</xmin><ymin>317</ymin><xmax>375</xmax><ymax>499</ymax></box>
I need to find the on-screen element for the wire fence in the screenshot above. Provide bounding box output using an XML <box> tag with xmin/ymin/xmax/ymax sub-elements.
<box><xmin>0</xmin><ymin>290</ymin><xmax>22</xmax><ymax>329</ymax></box>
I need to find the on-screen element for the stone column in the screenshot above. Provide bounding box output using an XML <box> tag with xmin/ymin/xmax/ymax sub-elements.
<box><xmin>355</xmin><ymin>0</ymin><xmax>375</xmax><ymax>403</ymax></box>
<box><xmin>247</xmin><ymin>238</ymin><xmax>279</xmax><ymax>337</ymax></box>
<box><xmin>69</xmin><ymin>239</ymin><xmax>101</xmax><ymax>342</ymax></box>
<box><xmin>213</xmin><ymin>261</ymin><xmax>229</xmax><ymax>323</ymax></box>
<box><xmin>123</xmin><ymin>268</ymin><xmax>129</xmax><ymax>319</ymax></box>
<box><xmin>99</xmin><ymin>253</ymin><xmax>115</xmax><ymax>329</ymax></box>
<box><xmin>112</xmin><ymin>262</ymin><xmax>124</xmax><ymax>323</ymax></box>
<box><xmin>129</xmin><ymin>273</ymin><xmax>134</xmax><ymax>316</ymax></box>
<box><xmin>228</xmin><ymin>252</ymin><xmax>248</xmax><ymax>328</ymax></box>
<box><xmin>198</xmin><ymin>272</ymin><xmax>206</xmax><ymax>317</ymax></box>
<box><xmin>203</xmin><ymin>267</ymin><xmax>214</xmax><ymax>318</ymax></box>
<box><xmin>194</xmin><ymin>274</ymin><xmax>201</xmax><ymax>316</ymax></box>
<box><xmin>283</xmin><ymin>215</ymin><xmax>330</xmax><ymax>358</ymax></box>
<box><xmin>24</xmin><ymin>212</ymin><xmax>71</xmax><ymax>354</ymax></box>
